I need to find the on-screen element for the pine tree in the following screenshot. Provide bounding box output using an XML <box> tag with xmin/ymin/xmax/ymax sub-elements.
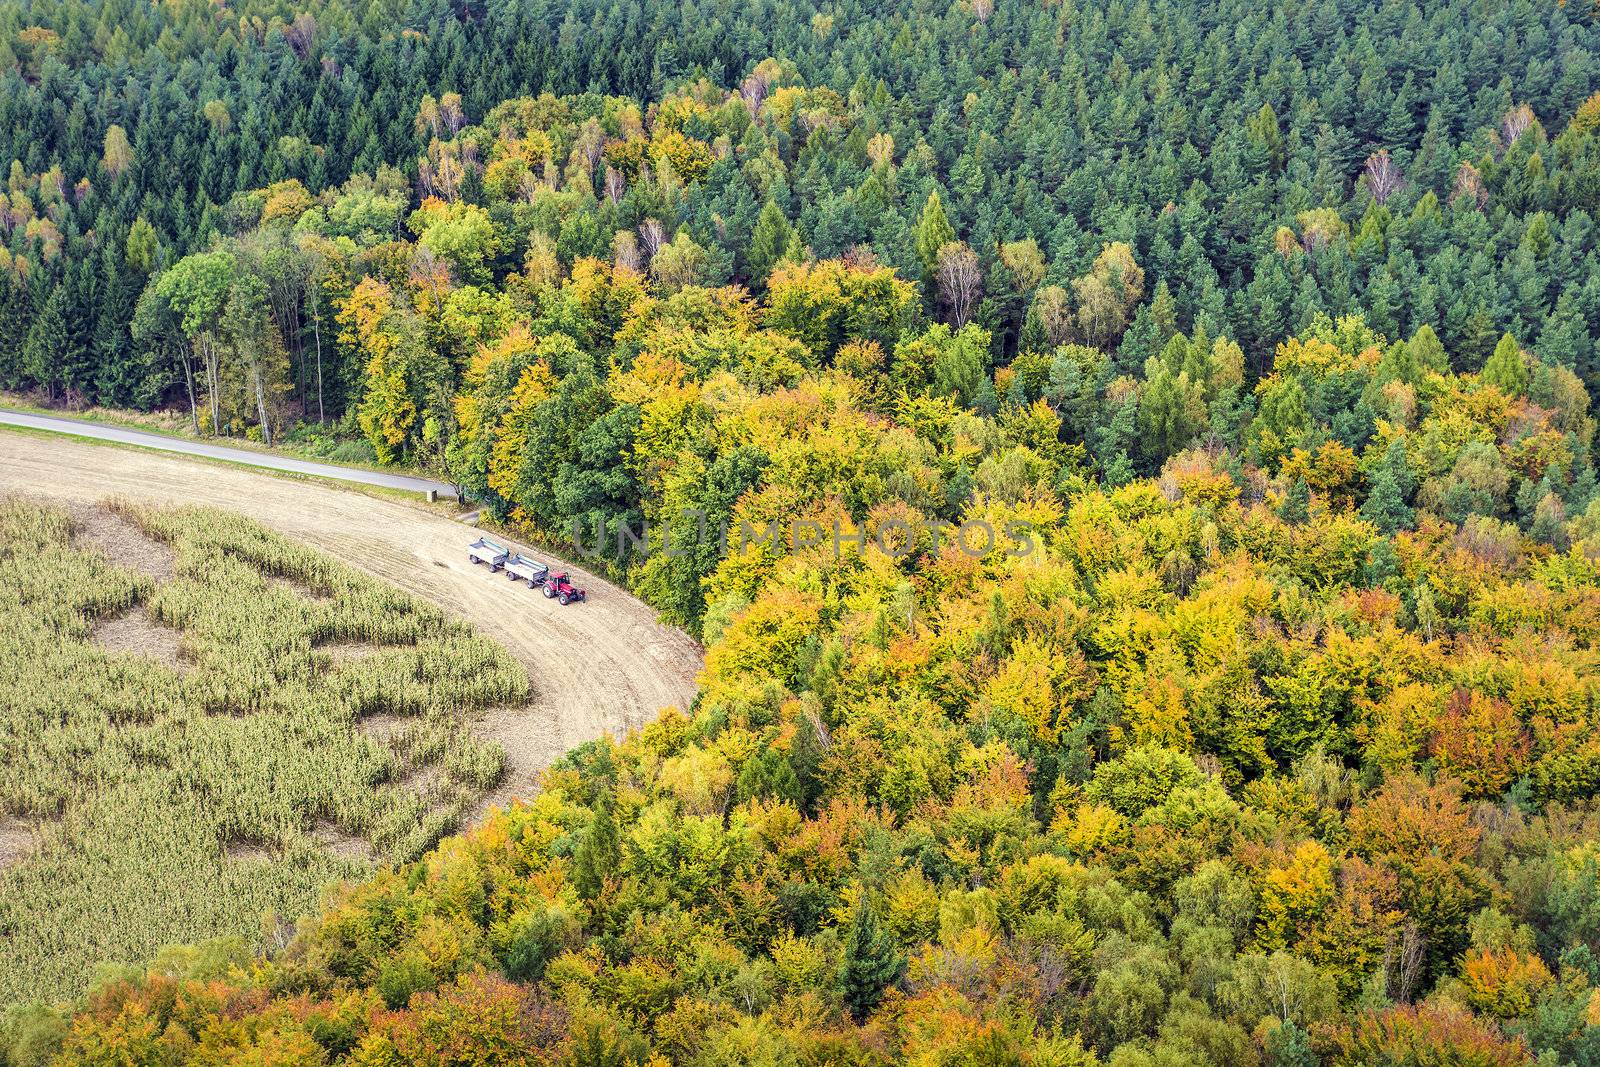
<box><xmin>1568</xmin><ymin>464</ymin><xmax>1599</xmax><ymax>514</ymax></box>
<box><xmin>1244</xmin><ymin>255</ymin><xmax>1293</xmax><ymax>373</ymax></box>
<box><xmin>1455</xmin><ymin>304</ymin><xmax>1499</xmax><ymax>372</ymax></box>
<box><xmin>1264</xmin><ymin>1020</ymin><xmax>1318</xmax><ymax>1067</ymax></box>
<box><xmin>1117</xmin><ymin>304</ymin><xmax>1162</xmax><ymax>375</ymax></box>
<box><xmin>1537</xmin><ymin>294</ymin><xmax>1590</xmax><ymax>375</ymax></box>
<box><xmin>1366</xmin><ymin>268</ymin><xmax>1402</xmax><ymax>341</ymax></box>
<box><xmin>1515</xmin><ymin>476</ymin><xmax>1544</xmax><ymax>523</ymax></box>
<box><xmin>839</xmin><ymin>896</ymin><xmax>903</xmax><ymax>1022</ymax></box>
<box><xmin>1245</xmin><ymin>102</ymin><xmax>1285</xmax><ymax>173</ymax></box>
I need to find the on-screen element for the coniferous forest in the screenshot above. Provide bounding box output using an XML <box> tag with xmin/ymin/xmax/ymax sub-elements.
<box><xmin>7</xmin><ymin>0</ymin><xmax>1600</xmax><ymax>1062</ymax></box>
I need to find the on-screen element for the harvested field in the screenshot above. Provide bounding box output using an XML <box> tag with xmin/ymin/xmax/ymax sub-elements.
<box><xmin>0</xmin><ymin>816</ymin><xmax>39</xmax><ymax>871</ymax></box>
<box><xmin>91</xmin><ymin>605</ymin><xmax>183</xmax><ymax>669</ymax></box>
<box><xmin>0</xmin><ymin>431</ymin><xmax>704</xmax><ymax>807</ymax></box>
<box><xmin>313</xmin><ymin>820</ymin><xmax>376</xmax><ymax>864</ymax></box>
<box><xmin>66</xmin><ymin>500</ymin><xmax>175</xmax><ymax>581</ymax></box>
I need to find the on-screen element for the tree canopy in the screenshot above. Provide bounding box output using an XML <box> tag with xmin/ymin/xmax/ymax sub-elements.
<box><xmin>7</xmin><ymin>0</ymin><xmax>1600</xmax><ymax>1062</ymax></box>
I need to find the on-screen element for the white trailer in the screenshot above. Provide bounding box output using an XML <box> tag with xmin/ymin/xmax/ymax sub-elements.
<box><xmin>504</xmin><ymin>553</ymin><xmax>550</xmax><ymax>588</ymax></box>
<box><xmin>467</xmin><ymin>537</ymin><xmax>509</xmax><ymax>570</ymax></box>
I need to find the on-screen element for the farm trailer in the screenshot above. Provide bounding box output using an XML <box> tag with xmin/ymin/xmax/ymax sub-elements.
<box><xmin>467</xmin><ymin>537</ymin><xmax>509</xmax><ymax>570</ymax></box>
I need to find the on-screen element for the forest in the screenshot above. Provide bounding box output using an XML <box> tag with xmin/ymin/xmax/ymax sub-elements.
<box><xmin>5</xmin><ymin>0</ymin><xmax>1600</xmax><ymax>1061</ymax></box>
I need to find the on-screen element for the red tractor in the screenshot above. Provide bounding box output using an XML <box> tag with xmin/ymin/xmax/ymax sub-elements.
<box><xmin>542</xmin><ymin>572</ymin><xmax>586</xmax><ymax>605</ymax></box>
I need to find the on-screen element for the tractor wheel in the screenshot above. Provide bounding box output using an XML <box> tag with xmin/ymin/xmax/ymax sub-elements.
<box><xmin>559</xmin><ymin>592</ymin><xmax>570</xmax><ymax>605</ymax></box>
<box><xmin>543</xmin><ymin>585</ymin><xmax>555</xmax><ymax>599</ymax></box>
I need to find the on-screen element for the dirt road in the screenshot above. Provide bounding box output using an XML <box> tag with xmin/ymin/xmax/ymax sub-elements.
<box><xmin>0</xmin><ymin>430</ymin><xmax>703</xmax><ymax>812</ymax></box>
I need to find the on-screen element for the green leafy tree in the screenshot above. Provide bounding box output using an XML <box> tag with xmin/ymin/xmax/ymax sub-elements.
<box><xmin>1253</xmin><ymin>376</ymin><xmax>1310</xmax><ymax>463</ymax></box>
<box><xmin>154</xmin><ymin>250</ymin><xmax>238</xmax><ymax>434</ymax></box>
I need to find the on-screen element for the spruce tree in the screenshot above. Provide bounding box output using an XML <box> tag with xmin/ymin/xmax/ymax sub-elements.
<box><xmin>747</xmin><ymin>200</ymin><xmax>793</xmax><ymax>285</ymax></box>
<box><xmin>22</xmin><ymin>287</ymin><xmax>68</xmax><ymax>400</ymax></box>
<box><xmin>1361</xmin><ymin>465</ymin><xmax>1411</xmax><ymax>534</ymax></box>
<box><xmin>1365</xmin><ymin>538</ymin><xmax>1400</xmax><ymax>588</ymax></box>
<box><xmin>572</xmin><ymin>797</ymin><xmax>619</xmax><ymax>904</ymax></box>
<box><xmin>58</xmin><ymin>262</ymin><xmax>99</xmax><ymax>405</ymax></box>
<box><xmin>734</xmin><ymin>750</ymin><xmax>802</xmax><ymax>807</ymax></box>
<box><xmin>839</xmin><ymin>896</ymin><xmax>903</xmax><ymax>1022</ymax></box>
<box><xmin>972</xmin><ymin>375</ymin><xmax>999</xmax><ymax>416</ymax></box>
<box><xmin>95</xmin><ymin>258</ymin><xmax>142</xmax><ymax>407</ymax></box>
<box><xmin>913</xmin><ymin>190</ymin><xmax>955</xmax><ymax>286</ymax></box>
<box><xmin>778</xmin><ymin>231</ymin><xmax>806</xmax><ymax>272</ymax></box>
<box><xmin>1481</xmin><ymin>332</ymin><xmax>1529</xmax><ymax>397</ymax></box>
<box><xmin>1361</xmin><ymin>439</ymin><xmax>1416</xmax><ymax>534</ymax></box>
<box><xmin>1280</xmin><ymin>477</ymin><xmax>1311</xmax><ymax>525</ymax></box>
<box><xmin>0</xmin><ymin>274</ymin><xmax>30</xmax><ymax>390</ymax></box>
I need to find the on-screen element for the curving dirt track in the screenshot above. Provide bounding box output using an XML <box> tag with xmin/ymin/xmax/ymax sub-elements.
<box><xmin>0</xmin><ymin>430</ymin><xmax>703</xmax><ymax>814</ymax></box>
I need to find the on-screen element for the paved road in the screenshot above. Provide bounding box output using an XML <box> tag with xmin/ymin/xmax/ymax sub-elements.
<box><xmin>0</xmin><ymin>409</ymin><xmax>457</xmax><ymax>498</ymax></box>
